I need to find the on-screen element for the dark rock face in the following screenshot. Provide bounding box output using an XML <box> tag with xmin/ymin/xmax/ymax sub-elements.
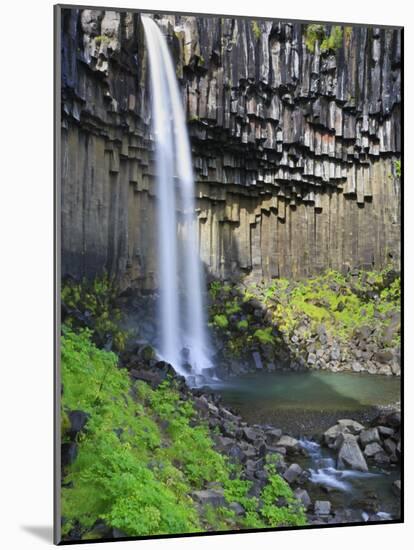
<box><xmin>60</xmin><ymin>9</ymin><xmax>401</xmax><ymax>289</ymax></box>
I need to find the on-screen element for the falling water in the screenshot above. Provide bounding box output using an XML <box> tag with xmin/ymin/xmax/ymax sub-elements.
<box><xmin>142</xmin><ymin>16</ymin><xmax>212</xmax><ymax>381</ymax></box>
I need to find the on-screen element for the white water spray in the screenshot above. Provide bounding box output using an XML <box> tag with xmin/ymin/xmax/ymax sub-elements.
<box><xmin>142</xmin><ymin>16</ymin><xmax>212</xmax><ymax>381</ymax></box>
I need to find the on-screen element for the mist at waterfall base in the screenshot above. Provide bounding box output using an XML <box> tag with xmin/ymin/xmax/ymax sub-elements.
<box><xmin>142</xmin><ymin>16</ymin><xmax>212</xmax><ymax>385</ymax></box>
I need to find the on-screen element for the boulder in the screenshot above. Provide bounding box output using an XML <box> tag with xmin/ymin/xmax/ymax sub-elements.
<box><xmin>377</xmin><ymin>425</ymin><xmax>395</xmax><ymax>437</ymax></box>
<box><xmin>283</xmin><ymin>463</ymin><xmax>303</xmax><ymax>484</ymax></box>
<box><xmin>373</xmin><ymin>451</ymin><xmax>391</xmax><ymax>465</ymax></box>
<box><xmin>265</xmin><ymin>428</ymin><xmax>282</xmax><ymax>446</ymax></box>
<box><xmin>277</xmin><ymin>435</ymin><xmax>299</xmax><ymax>454</ymax></box>
<box><xmin>351</xmin><ymin>361</ymin><xmax>364</xmax><ymax>372</ymax></box>
<box><xmin>364</xmin><ymin>442</ymin><xmax>384</xmax><ymax>458</ymax></box>
<box><xmin>192</xmin><ymin>489</ymin><xmax>226</xmax><ymax>507</ymax></box>
<box><xmin>337</xmin><ymin>434</ymin><xmax>368</xmax><ymax>471</ymax></box>
<box><xmin>242</xmin><ymin>427</ymin><xmax>261</xmax><ymax>444</ymax></box>
<box><xmin>294</xmin><ymin>488</ymin><xmax>312</xmax><ymax>510</ymax></box>
<box><xmin>337</xmin><ymin>419</ymin><xmax>365</xmax><ymax>434</ymax></box>
<box><xmin>383</xmin><ymin>438</ymin><xmax>397</xmax><ymax>455</ymax></box>
<box><xmin>373</xmin><ymin>350</ymin><xmax>393</xmax><ymax>363</ymax></box>
<box><xmin>228</xmin><ymin>445</ymin><xmax>245</xmax><ymax>463</ymax></box>
<box><xmin>129</xmin><ymin>368</ymin><xmax>163</xmax><ymax>387</ymax></box>
<box><xmin>314</xmin><ymin>500</ymin><xmax>331</xmax><ymax>516</ymax></box>
<box><xmin>67</xmin><ymin>410</ymin><xmax>89</xmax><ymax>438</ymax></box>
<box><xmin>392</xmin><ymin>479</ymin><xmax>401</xmax><ymax>496</ymax></box>
<box><xmin>252</xmin><ymin>352</ymin><xmax>263</xmax><ymax>369</ymax></box>
<box><xmin>359</xmin><ymin>427</ymin><xmax>380</xmax><ymax>448</ymax></box>
<box><xmin>324</xmin><ymin>424</ymin><xmax>347</xmax><ymax>448</ymax></box>
<box><xmin>229</xmin><ymin>502</ymin><xmax>245</xmax><ymax>516</ymax></box>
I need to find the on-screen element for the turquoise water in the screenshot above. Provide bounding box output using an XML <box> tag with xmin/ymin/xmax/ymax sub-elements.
<box><xmin>212</xmin><ymin>371</ymin><xmax>400</xmax><ymax>435</ymax></box>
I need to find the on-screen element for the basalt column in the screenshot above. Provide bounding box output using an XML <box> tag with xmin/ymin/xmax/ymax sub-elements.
<box><xmin>60</xmin><ymin>10</ymin><xmax>401</xmax><ymax>289</ymax></box>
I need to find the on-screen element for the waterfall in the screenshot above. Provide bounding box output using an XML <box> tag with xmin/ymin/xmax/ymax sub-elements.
<box><xmin>142</xmin><ymin>16</ymin><xmax>212</xmax><ymax>383</ymax></box>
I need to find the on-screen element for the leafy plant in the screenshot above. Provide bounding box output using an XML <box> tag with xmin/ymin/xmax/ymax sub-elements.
<box><xmin>61</xmin><ymin>327</ymin><xmax>307</xmax><ymax>539</ymax></box>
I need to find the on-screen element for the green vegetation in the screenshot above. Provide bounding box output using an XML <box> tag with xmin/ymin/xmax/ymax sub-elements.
<box><xmin>237</xmin><ymin>319</ymin><xmax>248</xmax><ymax>331</ymax></box>
<box><xmin>394</xmin><ymin>159</ymin><xmax>401</xmax><ymax>178</ymax></box>
<box><xmin>213</xmin><ymin>313</ymin><xmax>229</xmax><ymax>329</ymax></box>
<box><xmin>266</xmin><ymin>268</ymin><xmax>400</xmax><ymax>343</ymax></box>
<box><xmin>253</xmin><ymin>327</ymin><xmax>275</xmax><ymax>346</ymax></box>
<box><xmin>304</xmin><ymin>24</ymin><xmax>343</xmax><ymax>53</ymax></box>
<box><xmin>62</xmin><ymin>274</ymin><xmax>127</xmax><ymax>351</ymax></box>
<box><xmin>208</xmin><ymin>267</ymin><xmax>400</xmax><ymax>362</ymax></box>
<box><xmin>61</xmin><ymin>327</ymin><xmax>306</xmax><ymax>539</ymax></box>
<box><xmin>304</xmin><ymin>24</ymin><xmax>325</xmax><ymax>53</ymax></box>
<box><xmin>251</xmin><ymin>20</ymin><xmax>262</xmax><ymax>40</ymax></box>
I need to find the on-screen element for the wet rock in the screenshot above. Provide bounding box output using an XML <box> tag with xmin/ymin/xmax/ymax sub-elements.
<box><xmin>324</xmin><ymin>424</ymin><xmax>348</xmax><ymax>448</ymax></box>
<box><xmin>242</xmin><ymin>427</ymin><xmax>261</xmax><ymax>443</ymax></box>
<box><xmin>283</xmin><ymin>463</ymin><xmax>303</xmax><ymax>484</ymax></box>
<box><xmin>337</xmin><ymin>433</ymin><xmax>368</xmax><ymax>472</ymax></box>
<box><xmin>265</xmin><ymin>428</ymin><xmax>282</xmax><ymax>446</ymax></box>
<box><xmin>294</xmin><ymin>488</ymin><xmax>312</xmax><ymax>510</ymax></box>
<box><xmin>314</xmin><ymin>500</ymin><xmax>331</xmax><ymax>516</ymax></box>
<box><xmin>359</xmin><ymin>427</ymin><xmax>380</xmax><ymax>448</ymax></box>
<box><xmin>363</xmin><ymin>442</ymin><xmax>383</xmax><ymax>458</ymax></box>
<box><xmin>383</xmin><ymin>438</ymin><xmax>397</xmax><ymax>455</ymax></box>
<box><xmin>277</xmin><ymin>435</ymin><xmax>299</xmax><ymax>454</ymax></box>
<box><xmin>252</xmin><ymin>352</ymin><xmax>263</xmax><ymax>370</ymax></box>
<box><xmin>337</xmin><ymin>419</ymin><xmax>365</xmax><ymax>435</ymax></box>
<box><xmin>377</xmin><ymin>425</ymin><xmax>395</xmax><ymax>438</ymax></box>
<box><xmin>392</xmin><ymin>479</ymin><xmax>401</xmax><ymax>496</ymax></box>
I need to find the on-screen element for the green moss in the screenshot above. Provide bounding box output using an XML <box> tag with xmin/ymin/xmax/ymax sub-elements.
<box><xmin>304</xmin><ymin>24</ymin><xmax>325</xmax><ymax>53</ymax></box>
<box><xmin>321</xmin><ymin>26</ymin><xmax>343</xmax><ymax>52</ymax></box>
<box><xmin>251</xmin><ymin>20</ymin><xmax>262</xmax><ymax>40</ymax></box>
<box><xmin>237</xmin><ymin>319</ymin><xmax>248</xmax><ymax>331</ymax></box>
<box><xmin>305</xmin><ymin>24</ymin><xmax>343</xmax><ymax>53</ymax></box>
<box><xmin>213</xmin><ymin>314</ymin><xmax>229</xmax><ymax>329</ymax></box>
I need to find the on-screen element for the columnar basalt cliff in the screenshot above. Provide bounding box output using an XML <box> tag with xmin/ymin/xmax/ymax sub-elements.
<box><xmin>60</xmin><ymin>9</ymin><xmax>401</xmax><ymax>289</ymax></box>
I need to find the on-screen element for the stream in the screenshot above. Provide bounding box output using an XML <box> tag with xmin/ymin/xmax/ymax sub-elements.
<box><xmin>211</xmin><ymin>371</ymin><xmax>401</xmax><ymax>521</ymax></box>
